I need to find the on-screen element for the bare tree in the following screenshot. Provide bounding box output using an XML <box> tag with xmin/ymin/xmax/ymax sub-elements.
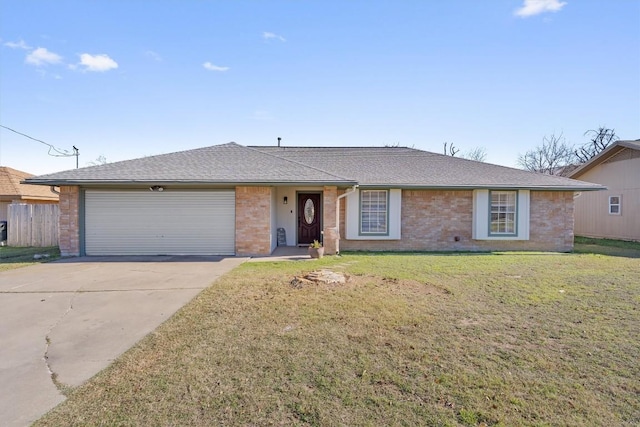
<box><xmin>87</xmin><ymin>155</ymin><xmax>107</xmax><ymax>166</ymax></box>
<box><xmin>575</xmin><ymin>127</ymin><xmax>618</xmax><ymax>163</ymax></box>
<box><xmin>518</xmin><ymin>133</ymin><xmax>576</xmax><ymax>176</ymax></box>
<box><xmin>443</xmin><ymin>142</ymin><xmax>460</xmax><ymax>156</ymax></box>
<box><xmin>460</xmin><ymin>147</ymin><xmax>487</xmax><ymax>162</ymax></box>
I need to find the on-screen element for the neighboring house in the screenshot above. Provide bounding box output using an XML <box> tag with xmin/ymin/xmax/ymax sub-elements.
<box><xmin>25</xmin><ymin>142</ymin><xmax>602</xmax><ymax>257</ymax></box>
<box><xmin>568</xmin><ymin>140</ymin><xmax>640</xmax><ymax>242</ymax></box>
<box><xmin>0</xmin><ymin>166</ymin><xmax>59</xmax><ymax>222</ymax></box>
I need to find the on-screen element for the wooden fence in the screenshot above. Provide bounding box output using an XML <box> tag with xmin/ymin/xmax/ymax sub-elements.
<box><xmin>7</xmin><ymin>204</ymin><xmax>59</xmax><ymax>247</ymax></box>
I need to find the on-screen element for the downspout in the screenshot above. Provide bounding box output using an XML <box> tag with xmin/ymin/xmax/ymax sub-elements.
<box><xmin>335</xmin><ymin>184</ymin><xmax>358</xmax><ymax>254</ymax></box>
<box><xmin>50</xmin><ymin>186</ymin><xmax>60</xmax><ymax>195</ymax></box>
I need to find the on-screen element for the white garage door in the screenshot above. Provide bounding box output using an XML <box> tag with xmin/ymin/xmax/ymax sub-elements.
<box><xmin>84</xmin><ymin>190</ymin><xmax>235</xmax><ymax>255</ymax></box>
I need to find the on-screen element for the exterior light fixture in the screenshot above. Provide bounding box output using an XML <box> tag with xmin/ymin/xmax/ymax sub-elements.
<box><xmin>283</xmin><ymin>196</ymin><xmax>288</xmax><ymax>204</ymax></box>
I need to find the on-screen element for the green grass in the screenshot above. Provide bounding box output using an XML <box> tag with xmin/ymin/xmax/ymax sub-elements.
<box><xmin>0</xmin><ymin>246</ymin><xmax>60</xmax><ymax>271</ymax></box>
<box><xmin>33</xmin><ymin>246</ymin><xmax>640</xmax><ymax>426</ymax></box>
<box><xmin>574</xmin><ymin>236</ymin><xmax>640</xmax><ymax>258</ymax></box>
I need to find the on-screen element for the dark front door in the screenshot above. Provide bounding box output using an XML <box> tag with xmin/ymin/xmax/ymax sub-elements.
<box><xmin>298</xmin><ymin>193</ymin><xmax>321</xmax><ymax>245</ymax></box>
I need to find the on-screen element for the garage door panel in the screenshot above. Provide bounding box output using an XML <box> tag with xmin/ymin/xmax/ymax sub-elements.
<box><xmin>85</xmin><ymin>191</ymin><xmax>235</xmax><ymax>255</ymax></box>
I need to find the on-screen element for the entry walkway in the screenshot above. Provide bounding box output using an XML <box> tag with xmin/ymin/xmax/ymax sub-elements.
<box><xmin>248</xmin><ymin>246</ymin><xmax>312</xmax><ymax>262</ymax></box>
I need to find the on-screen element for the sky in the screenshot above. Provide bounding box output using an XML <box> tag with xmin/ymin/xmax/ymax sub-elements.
<box><xmin>0</xmin><ymin>0</ymin><xmax>639</xmax><ymax>175</ymax></box>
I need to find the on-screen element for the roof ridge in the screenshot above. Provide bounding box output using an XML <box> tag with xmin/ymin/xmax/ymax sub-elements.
<box><xmin>249</xmin><ymin>145</ymin><xmax>420</xmax><ymax>149</ymax></box>
<box><xmin>244</xmin><ymin>145</ymin><xmax>355</xmax><ymax>181</ymax></box>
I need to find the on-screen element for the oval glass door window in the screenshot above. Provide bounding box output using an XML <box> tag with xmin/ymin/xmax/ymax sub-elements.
<box><xmin>304</xmin><ymin>199</ymin><xmax>315</xmax><ymax>224</ymax></box>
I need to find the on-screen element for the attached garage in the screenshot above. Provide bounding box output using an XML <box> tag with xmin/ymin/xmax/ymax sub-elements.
<box><xmin>84</xmin><ymin>190</ymin><xmax>235</xmax><ymax>255</ymax></box>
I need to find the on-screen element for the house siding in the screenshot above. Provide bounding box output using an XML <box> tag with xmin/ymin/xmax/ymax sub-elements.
<box><xmin>340</xmin><ymin>190</ymin><xmax>574</xmax><ymax>252</ymax></box>
<box><xmin>58</xmin><ymin>186</ymin><xmax>80</xmax><ymax>257</ymax></box>
<box><xmin>572</xmin><ymin>149</ymin><xmax>640</xmax><ymax>241</ymax></box>
<box><xmin>0</xmin><ymin>199</ymin><xmax>58</xmax><ymax>222</ymax></box>
<box><xmin>235</xmin><ymin>186</ymin><xmax>273</xmax><ymax>256</ymax></box>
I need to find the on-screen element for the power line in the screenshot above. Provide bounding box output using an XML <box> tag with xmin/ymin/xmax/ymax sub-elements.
<box><xmin>0</xmin><ymin>124</ymin><xmax>79</xmax><ymax>168</ymax></box>
<box><xmin>0</xmin><ymin>124</ymin><xmax>76</xmax><ymax>157</ymax></box>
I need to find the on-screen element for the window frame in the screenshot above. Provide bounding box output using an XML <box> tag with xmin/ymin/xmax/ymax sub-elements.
<box><xmin>359</xmin><ymin>189</ymin><xmax>390</xmax><ymax>236</ymax></box>
<box><xmin>608</xmin><ymin>195</ymin><xmax>621</xmax><ymax>215</ymax></box>
<box><xmin>488</xmin><ymin>190</ymin><xmax>518</xmax><ymax>236</ymax></box>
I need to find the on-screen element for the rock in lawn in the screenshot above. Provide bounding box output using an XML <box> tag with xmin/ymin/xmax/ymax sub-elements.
<box><xmin>291</xmin><ymin>269</ymin><xmax>349</xmax><ymax>288</ymax></box>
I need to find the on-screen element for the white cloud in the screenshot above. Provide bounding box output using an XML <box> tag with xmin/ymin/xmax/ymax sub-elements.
<box><xmin>145</xmin><ymin>50</ymin><xmax>162</xmax><ymax>61</ymax></box>
<box><xmin>4</xmin><ymin>39</ymin><xmax>31</xmax><ymax>50</ymax></box>
<box><xmin>515</xmin><ymin>0</ymin><xmax>567</xmax><ymax>17</ymax></box>
<box><xmin>25</xmin><ymin>47</ymin><xmax>62</xmax><ymax>66</ymax></box>
<box><xmin>76</xmin><ymin>53</ymin><xmax>118</xmax><ymax>72</ymax></box>
<box><xmin>203</xmin><ymin>62</ymin><xmax>229</xmax><ymax>71</ymax></box>
<box><xmin>262</xmin><ymin>31</ymin><xmax>286</xmax><ymax>42</ymax></box>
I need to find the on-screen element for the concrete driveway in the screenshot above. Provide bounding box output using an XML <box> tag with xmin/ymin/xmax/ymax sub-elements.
<box><xmin>0</xmin><ymin>255</ymin><xmax>246</xmax><ymax>427</ymax></box>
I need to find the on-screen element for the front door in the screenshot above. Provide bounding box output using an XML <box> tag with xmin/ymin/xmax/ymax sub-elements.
<box><xmin>298</xmin><ymin>193</ymin><xmax>321</xmax><ymax>245</ymax></box>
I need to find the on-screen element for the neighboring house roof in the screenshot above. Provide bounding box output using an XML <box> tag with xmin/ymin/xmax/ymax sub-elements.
<box><xmin>0</xmin><ymin>166</ymin><xmax>59</xmax><ymax>201</ymax></box>
<box><xmin>25</xmin><ymin>142</ymin><xmax>603</xmax><ymax>190</ymax></box>
<box><xmin>569</xmin><ymin>140</ymin><xmax>640</xmax><ymax>179</ymax></box>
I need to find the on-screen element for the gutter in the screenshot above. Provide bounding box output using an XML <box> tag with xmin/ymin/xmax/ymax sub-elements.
<box><xmin>24</xmin><ymin>179</ymin><xmax>358</xmax><ymax>187</ymax></box>
<box><xmin>335</xmin><ymin>184</ymin><xmax>359</xmax><ymax>254</ymax></box>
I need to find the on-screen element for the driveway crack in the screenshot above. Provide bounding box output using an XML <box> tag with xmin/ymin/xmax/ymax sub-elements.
<box><xmin>43</xmin><ymin>290</ymin><xmax>79</xmax><ymax>396</ymax></box>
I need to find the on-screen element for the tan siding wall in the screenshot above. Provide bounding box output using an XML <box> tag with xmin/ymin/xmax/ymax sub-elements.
<box><xmin>0</xmin><ymin>202</ymin><xmax>9</xmax><ymax>222</ymax></box>
<box><xmin>573</xmin><ymin>150</ymin><xmax>640</xmax><ymax>241</ymax></box>
<box><xmin>0</xmin><ymin>199</ymin><xmax>57</xmax><ymax>222</ymax></box>
<box><xmin>59</xmin><ymin>186</ymin><xmax>80</xmax><ymax>256</ymax></box>
<box><xmin>340</xmin><ymin>190</ymin><xmax>574</xmax><ymax>252</ymax></box>
<box><xmin>235</xmin><ymin>186</ymin><xmax>273</xmax><ymax>256</ymax></box>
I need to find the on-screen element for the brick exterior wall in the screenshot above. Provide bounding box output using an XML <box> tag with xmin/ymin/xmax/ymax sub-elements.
<box><xmin>340</xmin><ymin>190</ymin><xmax>575</xmax><ymax>252</ymax></box>
<box><xmin>235</xmin><ymin>186</ymin><xmax>273</xmax><ymax>256</ymax></box>
<box><xmin>58</xmin><ymin>186</ymin><xmax>80</xmax><ymax>257</ymax></box>
<box><xmin>322</xmin><ymin>186</ymin><xmax>338</xmax><ymax>255</ymax></box>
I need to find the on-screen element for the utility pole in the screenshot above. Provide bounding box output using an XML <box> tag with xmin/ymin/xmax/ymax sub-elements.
<box><xmin>73</xmin><ymin>146</ymin><xmax>79</xmax><ymax>168</ymax></box>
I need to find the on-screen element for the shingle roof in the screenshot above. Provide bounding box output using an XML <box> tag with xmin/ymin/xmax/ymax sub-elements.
<box><xmin>0</xmin><ymin>167</ymin><xmax>59</xmax><ymax>201</ymax></box>
<box><xmin>26</xmin><ymin>143</ymin><xmax>354</xmax><ymax>186</ymax></box>
<box><xmin>25</xmin><ymin>142</ymin><xmax>603</xmax><ymax>190</ymax></box>
<box><xmin>569</xmin><ymin>140</ymin><xmax>640</xmax><ymax>178</ymax></box>
<box><xmin>252</xmin><ymin>146</ymin><xmax>603</xmax><ymax>190</ymax></box>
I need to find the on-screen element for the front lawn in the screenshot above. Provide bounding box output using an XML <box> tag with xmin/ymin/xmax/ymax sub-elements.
<box><xmin>35</xmin><ymin>250</ymin><xmax>639</xmax><ymax>426</ymax></box>
<box><xmin>574</xmin><ymin>236</ymin><xmax>640</xmax><ymax>258</ymax></box>
<box><xmin>0</xmin><ymin>246</ymin><xmax>60</xmax><ymax>271</ymax></box>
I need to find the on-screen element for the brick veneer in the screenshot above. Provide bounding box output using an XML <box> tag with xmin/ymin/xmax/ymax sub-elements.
<box><xmin>58</xmin><ymin>186</ymin><xmax>80</xmax><ymax>256</ymax></box>
<box><xmin>340</xmin><ymin>190</ymin><xmax>575</xmax><ymax>252</ymax></box>
<box><xmin>322</xmin><ymin>186</ymin><xmax>338</xmax><ymax>254</ymax></box>
<box><xmin>235</xmin><ymin>186</ymin><xmax>273</xmax><ymax>256</ymax></box>
<box><xmin>56</xmin><ymin>186</ymin><xmax>574</xmax><ymax>257</ymax></box>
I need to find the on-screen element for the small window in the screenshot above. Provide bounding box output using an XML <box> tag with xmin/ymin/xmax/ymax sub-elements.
<box><xmin>360</xmin><ymin>190</ymin><xmax>388</xmax><ymax>234</ymax></box>
<box><xmin>304</xmin><ymin>198</ymin><xmax>315</xmax><ymax>224</ymax></box>
<box><xmin>490</xmin><ymin>191</ymin><xmax>517</xmax><ymax>235</ymax></box>
<box><xmin>609</xmin><ymin>196</ymin><xmax>621</xmax><ymax>215</ymax></box>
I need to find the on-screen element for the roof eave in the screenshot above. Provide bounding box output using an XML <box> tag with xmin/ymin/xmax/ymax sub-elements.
<box><xmin>356</xmin><ymin>183</ymin><xmax>605</xmax><ymax>191</ymax></box>
<box><xmin>23</xmin><ymin>179</ymin><xmax>358</xmax><ymax>187</ymax></box>
<box><xmin>569</xmin><ymin>140</ymin><xmax>640</xmax><ymax>178</ymax></box>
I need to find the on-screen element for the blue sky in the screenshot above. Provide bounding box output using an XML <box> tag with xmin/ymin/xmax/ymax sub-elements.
<box><xmin>1</xmin><ymin>0</ymin><xmax>638</xmax><ymax>175</ymax></box>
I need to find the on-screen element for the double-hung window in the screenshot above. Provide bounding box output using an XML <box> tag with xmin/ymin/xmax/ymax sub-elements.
<box><xmin>609</xmin><ymin>196</ymin><xmax>621</xmax><ymax>215</ymax></box>
<box><xmin>490</xmin><ymin>191</ymin><xmax>517</xmax><ymax>235</ymax></box>
<box><xmin>473</xmin><ymin>189</ymin><xmax>529</xmax><ymax>240</ymax></box>
<box><xmin>360</xmin><ymin>190</ymin><xmax>388</xmax><ymax>234</ymax></box>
